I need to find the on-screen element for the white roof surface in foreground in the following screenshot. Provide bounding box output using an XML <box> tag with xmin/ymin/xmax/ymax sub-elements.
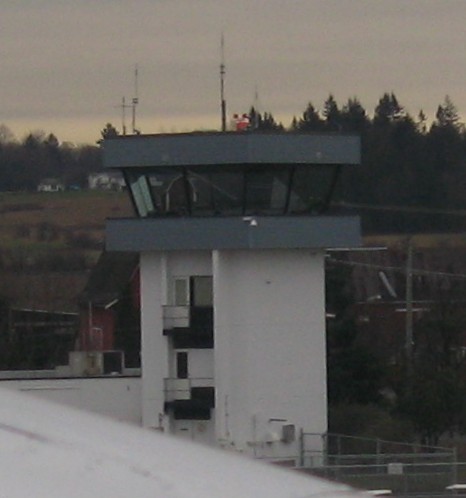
<box><xmin>0</xmin><ymin>387</ymin><xmax>362</xmax><ymax>498</ymax></box>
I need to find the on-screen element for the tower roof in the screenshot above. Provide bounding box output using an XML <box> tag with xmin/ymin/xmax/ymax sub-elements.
<box><xmin>103</xmin><ymin>132</ymin><xmax>360</xmax><ymax>169</ymax></box>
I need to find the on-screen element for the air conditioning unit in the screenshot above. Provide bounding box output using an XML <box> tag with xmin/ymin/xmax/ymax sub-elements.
<box><xmin>69</xmin><ymin>351</ymin><xmax>124</xmax><ymax>376</ymax></box>
<box><xmin>102</xmin><ymin>350</ymin><xmax>124</xmax><ymax>375</ymax></box>
<box><xmin>281</xmin><ymin>424</ymin><xmax>296</xmax><ymax>443</ymax></box>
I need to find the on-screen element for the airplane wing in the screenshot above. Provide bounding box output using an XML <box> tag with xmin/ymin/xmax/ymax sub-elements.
<box><xmin>0</xmin><ymin>387</ymin><xmax>362</xmax><ymax>498</ymax></box>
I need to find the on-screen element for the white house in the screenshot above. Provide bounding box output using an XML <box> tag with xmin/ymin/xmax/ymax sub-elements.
<box><xmin>88</xmin><ymin>171</ymin><xmax>124</xmax><ymax>191</ymax></box>
<box><xmin>37</xmin><ymin>178</ymin><xmax>65</xmax><ymax>192</ymax></box>
<box><xmin>103</xmin><ymin>132</ymin><xmax>361</xmax><ymax>461</ymax></box>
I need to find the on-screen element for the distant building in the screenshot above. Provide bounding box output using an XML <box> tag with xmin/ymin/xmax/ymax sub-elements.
<box><xmin>88</xmin><ymin>172</ymin><xmax>124</xmax><ymax>191</ymax></box>
<box><xmin>77</xmin><ymin>251</ymin><xmax>140</xmax><ymax>372</ymax></box>
<box><xmin>37</xmin><ymin>178</ymin><xmax>65</xmax><ymax>192</ymax></box>
<box><xmin>5</xmin><ymin>308</ymin><xmax>78</xmax><ymax>370</ymax></box>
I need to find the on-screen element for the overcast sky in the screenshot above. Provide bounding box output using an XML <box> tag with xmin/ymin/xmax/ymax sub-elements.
<box><xmin>1</xmin><ymin>0</ymin><xmax>466</xmax><ymax>144</ymax></box>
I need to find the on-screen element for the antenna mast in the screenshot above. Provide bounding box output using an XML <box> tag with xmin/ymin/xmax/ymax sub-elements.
<box><xmin>116</xmin><ymin>97</ymin><xmax>131</xmax><ymax>136</ymax></box>
<box><xmin>132</xmin><ymin>64</ymin><xmax>139</xmax><ymax>134</ymax></box>
<box><xmin>220</xmin><ymin>34</ymin><xmax>227</xmax><ymax>132</ymax></box>
<box><xmin>252</xmin><ymin>85</ymin><xmax>261</xmax><ymax>129</ymax></box>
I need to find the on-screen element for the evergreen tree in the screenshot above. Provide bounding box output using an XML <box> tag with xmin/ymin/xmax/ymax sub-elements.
<box><xmin>290</xmin><ymin>116</ymin><xmax>299</xmax><ymax>131</ymax></box>
<box><xmin>295</xmin><ymin>102</ymin><xmax>324</xmax><ymax>131</ymax></box>
<box><xmin>434</xmin><ymin>95</ymin><xmax>461</xmax><ymax>130</ymax></box>
<box><xmin>374</xmin><ymin>92</ymin><xmax>404</xmax><ymax>124</ymax></box>
<box><xmin>416</xmin><ymin>110</ymin><xmax>428</xmax><ymax>134</ymax></box>
<box><xmin>0</xmin><ymin>124</ymin><xmax>16</xmax><ymax>145</ymax></box>
<box><xmin>397</xmin><ymin>283</ymin><xmax>466</xmax><ymax>445</ymax></box>
<box><xmin>323</xmin><ymin>94</ymin><xmax>341</xmax><ymax>131</ymax></box>
<box><xmin>99</xmin><ymin>123</ymin><xmax>119</xmax><ymax>142</ymax></box>
<box><xmin>326</xmin><ymin>261</ymin><xmax>385</xmax><ymax>405</ymax></box>
<box><xmin>248</xmin><ymin>107</ymin><xmax>283</xmax><ymax>132</ymax></box>
<box><xmin>260</xmin><ymin>112</ymin><xmax>283</xmax><ymax>131</ymax></box>
<box><xmin>340</xmin><ymin>97</ymin><xmax>368</xmax><ymax>133</ymax></box>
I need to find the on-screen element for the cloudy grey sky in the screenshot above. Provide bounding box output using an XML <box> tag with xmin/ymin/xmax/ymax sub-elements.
<box><xmin>1</xmin><ymin>0</ymin><xmax>465</xmax><ymax>144</ymax></box>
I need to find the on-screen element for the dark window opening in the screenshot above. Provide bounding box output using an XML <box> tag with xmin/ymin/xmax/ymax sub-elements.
<box><xmin>102</xmin><ymin>351</ymin><xmax>124</xmax><ymax>374</ymax></box>
<box><xmin>191</xmin><ymin>386</ymin><xmax>215</xmax><ymax>408</ymax></box>
<box><xmin>172</xmin><ymin>331</ymin><xmax>213</xmax><ymax>349</ymax></box>
<box><xmin>165</xmin><ymin>399</ymin><xmax>213</xmax><ymax>420</ymax></box>
<box><xmin>176</xmin><ymin>352</ymin><xmax>188</xmax><ymax>379</ymax></box>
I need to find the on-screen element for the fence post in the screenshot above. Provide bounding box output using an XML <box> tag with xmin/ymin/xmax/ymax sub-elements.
<box><xmin>376</xmin><ymin>438</ymin><xmax>381</xmax><ymax>474</ymax></box>
<box><xmin>322</xmin><ymin>432</ymin><xmax>328</xmax><ymax>468</ymax></box>
<box><xmin>336</xmin><ymin>434</ymin><xmax>341</xmax><ymax>479</ymax></box>
<box><xmin>298</xmin><ymin>428</ymin><xmax>304</xmax><ymax>467</ymax></box>
<box><xmin>452</xmin><ymin>446</ymin><xmax>458</xmax><ymax>486</ymax></box>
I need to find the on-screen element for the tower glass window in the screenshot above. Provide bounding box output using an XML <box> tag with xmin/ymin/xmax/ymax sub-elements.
<box><xmin>126</xmin><ymin>164</ymin><xmax>340</xmax><ymax>218</ymax></box>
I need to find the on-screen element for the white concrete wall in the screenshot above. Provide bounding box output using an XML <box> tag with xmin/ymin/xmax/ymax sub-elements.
<box><xmin>140</xmin><ymin>252</ymin><xmax>169</xmax><ymax>429</ymax></box>
<box><xmin>0</xmin><ymin>377</ymin><xmax>142</xmax><ymax>424</ymax></box>
<box><xmin>188</xmin><ymin>350</ymin><xmax>214</xmax><ymax>379</ymax></box>
<box><xmin>213</xmin><ymin>249</ymin><xmax>327</xmax><ymax>459</ymax></box>
<box><xmin>140</xmin><ymin>251</ymin><xmax>213</xmax><ymax>430</ymax></box>
<box><xmin>140</xmin><ymin>248</ymin><xmax>327</xmax><ymax>459</ymax></box>
<box><xmin>173</xmin><ymin>414</ymin><xmax>217</xmax><ymax>445</ymax></box>
<box><xmin>166</xmin><ymin>251</ymin><xmax>212</xmax><ymax>298</ymax></box>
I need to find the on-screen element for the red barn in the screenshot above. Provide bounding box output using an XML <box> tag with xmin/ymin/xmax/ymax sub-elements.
<box><xmin>78</xmin><ymin>252</ymin><xmax>140</xmax><ymax>367</ymax></box>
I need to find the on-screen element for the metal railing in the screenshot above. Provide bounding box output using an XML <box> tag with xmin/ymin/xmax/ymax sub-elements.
<box><xmin>163</xmin><ymin>306</ymin><xmax>190</xmax><ymax>329</ymax></box>
<box><xmin>299</xmin><ymin>432</ymin><xmax>457</xmax><ymax>496</ymax></box>
<box><xmin>163</xmin><ymin>377</ymin><xmax>214</xmax><ymax>401</ymax></box>
<box><xmin>162</xmin><ymin>306</ymin><xmax>214</xmax><ymax>332</ymax></box>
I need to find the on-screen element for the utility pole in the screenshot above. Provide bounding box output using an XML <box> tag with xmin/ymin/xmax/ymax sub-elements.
<box><xmin>405</xmin><ymin>238</ymin><xmax>414</xmax><ymax>380</ymax></box>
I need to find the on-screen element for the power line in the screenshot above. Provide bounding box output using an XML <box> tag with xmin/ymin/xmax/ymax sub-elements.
<box><xmin>333</xmin><ymin>201</ymin><xmax>466</xmax><ymax>217</ymax></box>
<box><xmin>327</xmin><ymin>256</ymin><xmax>466</xmax><ymax>280</ymax></box>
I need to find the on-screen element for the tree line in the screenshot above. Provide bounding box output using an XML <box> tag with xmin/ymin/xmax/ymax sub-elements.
<box><xmin>1</xmin><ymin>92</ymin><xmax>466</xmax><ymax>234</ymax></box>
<box><xmin>326</xmin><ymin>257</ymin><xmax>466</xmax><ymax>447</ymax></box>
<box><xmin>0</xmin><ymin>126</ymin><xmax>101</xmax><ymax>191</ymax></box>
<box><xmin>250</xmin><ymin>93</ymin><xmax>466</xmax><ymax>234</ymax></box>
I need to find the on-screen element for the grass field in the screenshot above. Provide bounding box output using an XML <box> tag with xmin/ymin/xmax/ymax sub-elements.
<box><xmin>0</xmin><ymin>190</ymin><xmax>135</xmax><ymax>311</ymax></box>
<box><xmin>0</xmin><ymin>190</ymin><xmax>133</xmax><ymax>251</ymax></box>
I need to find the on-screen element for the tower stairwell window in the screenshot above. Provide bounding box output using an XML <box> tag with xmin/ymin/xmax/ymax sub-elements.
<box><xmin>176</xmin><ymin>352</ymin><xmax>188</xmax><ymax>379</ymax></box>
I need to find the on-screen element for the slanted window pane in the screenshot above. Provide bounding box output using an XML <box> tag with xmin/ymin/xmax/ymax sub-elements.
<box><xmin>128</xmin><ymin>174</ymin><xmax>155</xmax><ymax>216</ymax></box>
<box><xmin>245</xmin><ymin>167</ymin><xmax>289</xmax><ymax>215</ymax></box>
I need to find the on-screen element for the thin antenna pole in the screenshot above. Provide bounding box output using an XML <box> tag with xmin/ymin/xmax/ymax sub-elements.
<box><xmin>220</xmin><ymin>34</ymin><xmax>226</xmax><ymax>132</ymax></box>
<box><xmin>405</xmin><ymin>238</ymin><xmax>414</xmax><ymax>384</ymax></box>
<box><xmin>115</xmin><ymin>97</ymin><xmax>131</xmax><ymax>136</ymax></box>
<box><xmin>132</xmin><ymin>64</ymin><xmax>139</xmax><ymax>134</ymax></box>
<box><xmin>122</xmin><ymin>97</ymin><xmax>127</xmax><ymax>136</ymax></box>
<box><xmin>253</xmin><ymin>85</ymin><xmax>260</xmax><ymax>129</ymax></box>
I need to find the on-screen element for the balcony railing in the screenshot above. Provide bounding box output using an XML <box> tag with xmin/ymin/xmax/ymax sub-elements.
<box><xmin>163</xmin><ymin>306</ymin><xmax>213</xmax><ymax>333</ymax></box>
<box><xmin>164</xmin><ymin>377</ymin><xmax>214</xmax><ymax>401</ymax></box>
<box><xmin>163</xmin><ymin>306</ymin><xmax>190</xmax><ymax>330</ymax></box>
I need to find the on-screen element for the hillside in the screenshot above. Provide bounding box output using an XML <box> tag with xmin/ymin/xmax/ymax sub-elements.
<box><xmin>0</xmin><ymin>190</ymin><xmax>134</xmax><ymax>312</ymax></box>
<box><xmin>0</xmin><ymin>190</ymin><xmax>133</xmax><ymax>252</ymax></box>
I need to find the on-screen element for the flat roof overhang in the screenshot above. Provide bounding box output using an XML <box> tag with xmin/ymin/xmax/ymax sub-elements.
<box><xmin>103</xmin><ymin>132</ymin><xmax>360</xmax><ymax>169</ymax></box>
<box><xmin>106</xmin><ymin>216</ymin><xmax>361</xmax><ymax>252</ymax></box>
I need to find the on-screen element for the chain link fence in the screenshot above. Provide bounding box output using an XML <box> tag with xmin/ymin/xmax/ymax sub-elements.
<box><xmin>299</xmin><ymin>432</ymin><xmax>458</xmax><ymax>496</ymax></box>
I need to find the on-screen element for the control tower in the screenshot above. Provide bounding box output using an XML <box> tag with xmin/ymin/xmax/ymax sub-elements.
<box><xmin>103</xmin><ymin>132</ymin><xmax>360</xmax><ymax>461</ymax></box>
